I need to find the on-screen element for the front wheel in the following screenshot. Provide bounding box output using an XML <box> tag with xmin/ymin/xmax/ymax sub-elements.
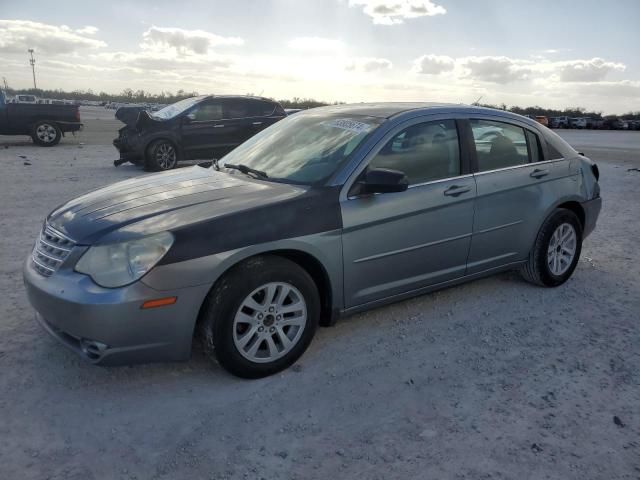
<box><xmin>31</xmin><ymin>121</ymin><xmax>62</xmax><ymax>146</ymax></box>
<box><xmin>200</xmin><ymin>256</ymin><xmax>320</xmax><ymax>378</ymax></box>
<box><xmin>145</xmin><ymin>140</ymin><xmax>178</xmax><ymax>171</ymax></box>
<box><xmin>521</xmin><ymin>208</ymin><xmax>583</xmax><ymax>287</ymax></box>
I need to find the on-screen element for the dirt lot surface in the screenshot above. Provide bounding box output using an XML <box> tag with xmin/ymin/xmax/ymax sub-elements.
<box><xmin>1</xmin><ymin>113</ymin><xmax>639</xmax><ymax>479</ymax></box>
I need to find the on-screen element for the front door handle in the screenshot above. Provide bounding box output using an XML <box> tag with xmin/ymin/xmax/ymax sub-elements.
<box><xmin>530</xmin><ymin>168</ymin><xmax>549</xmax><ymax>179</ymax></box>
<box><xmin>252</xmin><ymin>121</ymin><xmax>263</xmax><ymax>126</ymax></box>
<box><xmin>443</xmin><ymin>185</ymin><xmax>471</xmax><ymax>197</ymax></box>
<box><xmin>213</xmin><ymin>124</ymin><xmax>225</xmax><ymax>128</ymax></box>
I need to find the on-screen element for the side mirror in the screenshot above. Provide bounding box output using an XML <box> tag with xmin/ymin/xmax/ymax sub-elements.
<box><xmin>358</xmin><ymin>168</ymin><xmax>409</xmax><ymax>195</ymax></box>
<box><xmin>183</xmin><ymin>112</ymin><xmax>196</xmax><ymax>123</ymax></box>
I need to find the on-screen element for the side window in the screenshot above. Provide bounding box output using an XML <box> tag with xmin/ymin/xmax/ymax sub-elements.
<box><xmin>546</xmin><ymin>141</ymin><xmax>563</xmax><ymax>160</ymax></box>
<box><xmin>224</xmin><ymin>100</ymin><xmax>250</xmax><ymax>119</ymax></box>
<box><xmin>369</xmin><ymin>120</ymin><xmax>460</xmax><ymax>185</ymax></box>
<box><xmin>470</xmin><ymin>119</ymin><xmax>529</xmax><ymax>171</ymax></box>
<box><xmin>525</xmin><ymin>130</ymin><xmax>542</xmax><ymax>162</ymax></box>
<box><xmin>191</xmin><ymin>102</ymin><xmax>223</xmax><ymax>121</ymax></box>
<box><xmin>249</xmin><ymin>100</ymin><xmax>276</xmax><ymax>117</ymax></box>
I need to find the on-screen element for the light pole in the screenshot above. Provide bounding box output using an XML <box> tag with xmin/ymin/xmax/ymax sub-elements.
<box><xmin>28</xmin><ymin>49</ymin><xmax>37</xmax><ymax>90</ymax></box>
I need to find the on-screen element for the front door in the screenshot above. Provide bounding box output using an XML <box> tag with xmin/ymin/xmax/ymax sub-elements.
<box><xmin>341</xmin><ymin>118</ymin><xmax>476</xmax><ymax>308</ymax></box>
<box><xmin>180</xmin><ymin>100</ymin><xmax>226</xmax><ymax>159</ymax></box>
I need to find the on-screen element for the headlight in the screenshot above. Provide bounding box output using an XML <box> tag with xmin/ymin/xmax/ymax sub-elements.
<box><xmin>75</xmin><ymin>232</ymin><xmax>173</xmax><ymax>288</ymax></box>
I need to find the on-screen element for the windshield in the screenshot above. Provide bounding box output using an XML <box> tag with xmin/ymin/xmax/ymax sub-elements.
<box><xmin>152</xmin><ymin>96</ymin><xmax>204</xmax><ymax>120</ymax></box>
<box><xmin>220</xmin><ymin>112</ymin><xmax>384</xmax><ymax>185</ymax></box>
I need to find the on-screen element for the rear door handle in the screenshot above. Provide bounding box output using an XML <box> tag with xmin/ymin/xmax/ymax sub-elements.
<box><xmin>213</xmin><ymin>124</ymin><xmax>225</xmax><ymax>128</ymax></box>
<box><xmin>443</xmin><ymin>185</ymin><xmax>471</xmax><ymax>197</ymax></box>
<box><xmin>252</xmin><ymin>121</ymin><xmax>263</xmax><ymax>126</ymax></box>
<box><xmin>530</xmin><ymin>168</ymin><xmax>549</xmax><ymax>179</ymax></box>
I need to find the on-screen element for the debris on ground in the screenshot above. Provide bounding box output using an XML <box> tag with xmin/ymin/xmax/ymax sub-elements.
<box><xmin>613</xmin><ymin>416</ymin><xmax>625</xmax><ymax>428</ymax></box>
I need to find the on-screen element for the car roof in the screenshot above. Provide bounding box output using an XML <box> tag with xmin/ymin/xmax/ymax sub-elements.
<box><xmin>305</xmin><ymin>102</ymin><xmax>536</xmax><ymax>122</ymax></box>
<box><xmin>199</xmin><ymin>94</ymin><xmax>276</xmax><ymax>103</ymax></box>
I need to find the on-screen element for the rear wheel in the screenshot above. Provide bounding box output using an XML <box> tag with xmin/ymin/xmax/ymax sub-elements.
<box><xmin>200</xmin><ymin>256</ymin><xmax>320</xmax><ymax>378</ymax></box>
<box><xmin>31</xmin><ymin>121</ymin><xmax>62</xmax><ymax>146</ymax></box>
<box><xmin>145</xmin><ymin>140</ymin><xmax>178</xmax><ymax>171</ymax></box>
<box><xmin>521</xmin><ymin>208</ymin><xmax>583</xmax><ymax>287</ymax></box>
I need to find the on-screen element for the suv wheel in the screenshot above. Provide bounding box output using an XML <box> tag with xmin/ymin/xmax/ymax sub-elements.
<box><xmin>521</xmin><ymin>208</ymin><xmax>583</xmax><ymax>287</ymax></box>
<box><xmin>32</xmin><ymin>121</ymin><xmax>62</xmax><ymax>146</ymax></box>
<box><xmin>200</xmin><ymin>256</ymin><xmax>320</xmax><ymax>378</ymax></box>
<box><xmin>145</xmin><ymin>140</ymin><xmax>178</xmax><ymax>171</ymax></box>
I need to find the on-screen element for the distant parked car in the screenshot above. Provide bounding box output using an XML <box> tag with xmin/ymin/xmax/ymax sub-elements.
<box><xmin>113</xmin><ymin>95</ymin><xmax>286</xmax><ymax>171</ymax></box>
<box><xmin>551</xmin><ymin>116</ymin><xmax>570</xmax><ymax>129</ymax></box>
<box><xmin>24</xmin><ymin>103</ymin><xmax>602</xmax><ymax>378</ymax></box>
<box><xmin>571</xmin><ymin>118</ymin><xmax>588</xmax><ymax>129</ymax></box>
<box><xmin>0</xmin><ymin>90</ymin><xmax>82</xmax><ymax>146</ymax></box>
<box><xmin>535</xmin><ymin>116</ymin><xmax>549</xmax><ymax>127</ymax></box>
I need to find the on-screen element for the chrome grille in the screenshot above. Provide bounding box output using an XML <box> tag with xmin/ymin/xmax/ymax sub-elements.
<box><xmin>32</xmin><ymin>225</ymin><xmax>75</xmax><ymax>277</ymax></box>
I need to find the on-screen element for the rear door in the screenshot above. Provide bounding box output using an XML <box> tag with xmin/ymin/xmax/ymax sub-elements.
<box><xmin>465</xmin><ymin>117</ymin><xmax>568</xmax><ymax>274</ymax></box>
<box><xmin>180</xmin><ymin>100</ymin><xmax>225</xmax><ymax>159</ymax></box>
<box><xmin>341</xmin><ymin>117</ymin><xmax>476</xmax><ymax>308</ymax></box>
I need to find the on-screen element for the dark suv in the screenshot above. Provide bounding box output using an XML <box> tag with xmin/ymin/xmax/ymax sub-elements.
<box><xmin>113</xmin><ymin>95</ymin><xmax>286</xmax><ymax>171</ymax></box>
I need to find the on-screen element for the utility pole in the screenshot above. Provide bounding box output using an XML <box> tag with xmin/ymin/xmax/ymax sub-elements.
<box><xmin>28</xmin><ymin>49</ymin><xmax>37</xmax><ymax>90</ymax></box>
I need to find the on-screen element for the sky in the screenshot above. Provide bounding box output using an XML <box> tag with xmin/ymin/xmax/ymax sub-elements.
<box><xmin>1</xmin><ymin>0</ymin><xmax>639</xmax><ymax>113</ymax></box>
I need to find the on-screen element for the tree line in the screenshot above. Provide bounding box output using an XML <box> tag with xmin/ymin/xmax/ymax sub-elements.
<box><xmin>3</xmin><ymin>87</ymin><xmax>639</xmax><ymax>119</ymax></box>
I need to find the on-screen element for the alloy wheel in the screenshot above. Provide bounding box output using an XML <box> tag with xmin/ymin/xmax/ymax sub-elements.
<box><xmin>233</xmin><ymin>282</ymin><xmax>307</xmax><ymax>363</ymax></box>
<box><xmin>547</xmin><ymin>222</ymin><xmax>577</xmax><ymax>276</ymax></box>
<box><xmin>36</xmin><ymin>124</ymin><xmax>57</xmax><ymax>143</ymax></box>
<box><xmin>155</xmin><ymin>143</ymin><xmax>176</xmax><ymax>169</ymax></box>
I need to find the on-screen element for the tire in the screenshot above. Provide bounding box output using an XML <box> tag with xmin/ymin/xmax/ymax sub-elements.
<box><xmin>145</xmin><ymin>139</ymin><xmax>178</xmax><ymax>171</ymax></box>
<box><xmin>199</xmin><ymin>255</ymin><xmax>320</xmax><ymax>379</ymax></box>
<box><xmin>521</xmin><ymin>208</ymin><xmax>583</xmax><ymax>287</ymax></box>
<box><xmin>31</xmin><ymin>121</ymin><xmax>62</xmax><ymax>147</ymax></box>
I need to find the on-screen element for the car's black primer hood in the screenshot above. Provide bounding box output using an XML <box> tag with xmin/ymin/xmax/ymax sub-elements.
<box><xmin>47</xmin><ymin>167</ymin><xmax>308</xmax><ymax>245</ymax></box>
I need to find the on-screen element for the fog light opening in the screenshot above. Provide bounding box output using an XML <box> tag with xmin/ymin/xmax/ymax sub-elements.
<box><xmin>80</xmin><ymin>339</ymin><xmax>108</xmax><ymax>360</ymax></box>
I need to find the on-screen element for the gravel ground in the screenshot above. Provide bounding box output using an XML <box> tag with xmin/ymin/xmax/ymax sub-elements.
<box><xmin>1</xmin><ymin>115</ymin><xmax>639</xmax><ymax>480</ymax></box>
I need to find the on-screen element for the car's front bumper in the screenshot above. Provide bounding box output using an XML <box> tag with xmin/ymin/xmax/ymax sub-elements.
<box><xmin>23</xmin><ymin>256</ymin><xmax>211</xmax><ymax>365</ymax></box>
<box><xmin>582</xmin><ymin>196</ymin><xmax>602</xmax><ymax>238</ymax></box>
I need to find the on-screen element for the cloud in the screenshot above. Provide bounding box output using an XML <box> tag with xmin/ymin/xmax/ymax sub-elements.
<box><xmin>461</xmin><ymin>56</ymin><xmax>532</xmax><ymax>83</ymax></box>
<box><xmin>349</xmin><ymin>0</ymin><xmax>446</xmax><ymax>25</ymax></box>
<box><xmin>0</xmin><ymin>19</ymin><xmax>106</xmax><ymax>54</ymax></box>
<box><xmin>346</xmin><ymin>57</ymin><xmax>393</xmax><ymax>72</ymax></box>
<box><xmin>556</xmin><ymin>57</ymin><xmax>625</xmax><ymax>82</ymax></box>
<box><xmin>288</xmin><ymin>37</ymin><xmax>345</xmax><ymax>52</ymax></box>
<box><xmin>413</xmin><ymin>54</ymin><xmax>455</xmax><ymax>74</ymax></box>
<box><xmin>141</xmin><ymin>26</ymin><xmax>243</xmax><ymax>55</ymax></box>
<box><xmin>76</xmin><ymin>26</ymin><xmax>99</xmax><ymax>35</ymax></box>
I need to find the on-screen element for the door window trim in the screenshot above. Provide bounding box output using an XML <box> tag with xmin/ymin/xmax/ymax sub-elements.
<box><xmin>473</xmin><ymin>157</ymin><xmax>566</xmax><ymax>177</ymax></box>
<box><xmin>341</xmin><ymin>116</ymin><xmax>469</xmax><ymax>201</ymax></box>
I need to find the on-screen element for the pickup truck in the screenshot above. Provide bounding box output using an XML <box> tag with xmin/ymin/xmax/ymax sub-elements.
<box><xmin>0</xmin><ymin>91</ymin><xmax>82</xmax><ymax>146</ymax></box>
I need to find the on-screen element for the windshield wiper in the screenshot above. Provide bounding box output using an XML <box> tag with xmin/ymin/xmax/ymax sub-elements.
<box><xmin>223</xmin><ymin>163</ymin><xmax>268</xmax><ymax>179</ymax></box>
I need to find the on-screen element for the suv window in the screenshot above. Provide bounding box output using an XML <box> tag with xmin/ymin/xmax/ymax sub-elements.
<box><xmin>191</xmin><ymin>102</ymin><xmax>223</xmax><ymax>121</ymax></box>
<box><xmin>250</xmin><ymin>100</ymin><xmax>276</xmax><ymax>117</ymax></box>
<box><xmin>224</xmin><ymin>100</ymin><xmax>250</xmax><ymax>119</ymax></box>
<box><xmin>369</xmin><ymin>120</ymin><xmax>460</xmax><ymax>185</ymax></box>
<box><xmin>470</xmin><ymin>119</ymin><xmax>529</xmax><ymax>171</ymax></box>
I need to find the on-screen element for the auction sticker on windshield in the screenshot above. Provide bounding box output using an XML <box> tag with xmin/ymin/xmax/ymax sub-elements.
<box><xmin>323</xmin><ymin>119</ymin><xmax>373</xmax><ymax>134</ymax></box>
